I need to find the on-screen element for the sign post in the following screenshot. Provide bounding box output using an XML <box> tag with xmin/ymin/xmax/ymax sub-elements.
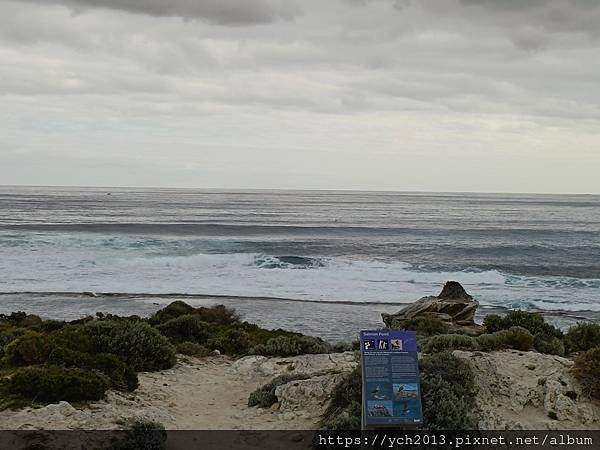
<box><xmin>360</xmin><ymin>330</ymin><xmax>423</xmax><ymax>429</ymax></box>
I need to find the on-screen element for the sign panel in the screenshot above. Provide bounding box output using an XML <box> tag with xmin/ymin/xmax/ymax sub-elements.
<box><xmin>360</xmin><ymin>330</ymin><xmax>423</xmax><ymax>427</ymax></box>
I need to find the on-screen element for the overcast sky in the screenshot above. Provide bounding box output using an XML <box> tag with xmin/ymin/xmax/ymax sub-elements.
<box><xmin>1</xmin><ymin>0</ymin><xmax>599</xmax><ymax>193</ymax></box>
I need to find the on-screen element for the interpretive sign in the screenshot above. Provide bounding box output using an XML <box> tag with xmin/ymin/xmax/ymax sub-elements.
<box><xmin>360</xmin><ymin>330</ymin><xmax>423</xmax><ymax>428</ymax></box>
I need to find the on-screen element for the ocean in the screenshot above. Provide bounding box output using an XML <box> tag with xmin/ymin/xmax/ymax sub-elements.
<box><xmin>0</xmin><ymin>186</ymin><xmax>599</xmax><ymax>338</ymax></box>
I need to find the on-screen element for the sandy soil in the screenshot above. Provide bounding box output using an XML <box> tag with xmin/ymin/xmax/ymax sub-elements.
<box><xmin>0</xmin><ymin>356</ymin><xmax>321</xmax><ymax>431</ymax></box>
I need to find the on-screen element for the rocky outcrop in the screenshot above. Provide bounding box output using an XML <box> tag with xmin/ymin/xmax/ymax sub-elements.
<box><xmin>454</xmin><ymin>349</ymin><xmax>600</xmax><ymax>430</ymax></box>
<box><xmin>275</xmin><ymin>373</ymin><xmax>348</xmax><ymax>414</ymax></box>
<box><xmin>229</xmin><ymin>352</ymin><xmax>358</xmax><ymax>383</ymax></box>
<box><xmin>382</xmin><ymin>281</ymin><xmax>479</xmax><ymax>328</ymax></box>
<box><xmin>231</xmin><ymin>352</ymin><xmax>358</xmax><ymax>421</ymax></box>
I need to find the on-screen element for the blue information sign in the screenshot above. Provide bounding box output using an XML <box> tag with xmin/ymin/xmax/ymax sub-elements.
<box><xmin>360</xmin><ymin>330</ymin><xmax>423</xmax><ymax>427</ymax></box>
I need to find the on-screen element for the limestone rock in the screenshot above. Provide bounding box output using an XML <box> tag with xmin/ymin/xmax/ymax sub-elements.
<box><xmin>454</xmin><ymin>349</ymin><xmax>600</xmax><ymax>430</ymax></box>
<box><xmin>275</xmin><ymin>373</ymin><xmax>347</xmax><ymax>416</ymax></box>
<box><xmin>382</xmin><ymin>281</ymin><xmax>479</xmax><ymax>328</ymax></box>
<box><xmin>229</xmin><ymin>352</ymin><xmax>358</xmax><ymax>383</ymax></box>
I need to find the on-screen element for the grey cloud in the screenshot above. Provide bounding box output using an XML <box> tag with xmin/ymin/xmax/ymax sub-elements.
<box><xmin>10</xmin><ymin>0</ymin><xmax>301</xmax><ymax>25</ymax></box>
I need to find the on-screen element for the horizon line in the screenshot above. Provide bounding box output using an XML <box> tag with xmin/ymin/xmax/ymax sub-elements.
<box><xmin>0</xmin><ymin>183</ymin><xmax>598</xmax><ymax>196</ymax></box>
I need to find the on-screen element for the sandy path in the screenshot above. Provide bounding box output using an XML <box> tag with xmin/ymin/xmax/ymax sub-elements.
<box><xmin>0</xmin><ymin>356</ymin><xmax>321</xmax><ymax>430</ymax></box>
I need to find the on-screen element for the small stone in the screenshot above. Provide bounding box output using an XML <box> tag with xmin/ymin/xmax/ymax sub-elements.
<box><xmin>270</xmin><ymin>402</ymin><xmax>281</xmax><ymax>411</ymax></box>
<box><xmin>526</xmin><ymin>364</ymin><xmax>536</xmax><ymax>370</ymax></box>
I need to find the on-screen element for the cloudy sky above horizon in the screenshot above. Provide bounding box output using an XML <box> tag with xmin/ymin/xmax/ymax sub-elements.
<box><xmin>1</xmin><ymin>0</ymin><xmax>599</xmax><ymax>193</ymax></box>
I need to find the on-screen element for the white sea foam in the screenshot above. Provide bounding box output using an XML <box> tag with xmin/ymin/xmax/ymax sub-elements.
<box><xmin>1</xmin><ymin>234</ymin><xmax>598</xmax><ymax>312</ymax></box>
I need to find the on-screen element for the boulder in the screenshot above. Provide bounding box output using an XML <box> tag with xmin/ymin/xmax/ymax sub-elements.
<box><xmin>382</xmin><ymin>281</ymin><xmax>479</xmax><ymax>328</ymax></box>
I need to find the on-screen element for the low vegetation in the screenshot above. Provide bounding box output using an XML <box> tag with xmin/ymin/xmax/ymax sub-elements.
<box><xmin>564</xmin><ymin>322</ymin><xmax>600</xmax><ymax>354</ymax></box>
<box><xmin>0</xmin><ymin>301</ymin><xmax>342</xmax><ymax>408</ymax></box>
<box><xmin>247</xmin><ymin>373</ymin><xmax>311</xmax><ymax>408</ymax></box>
<box><xmin>321</xmin><ymin>366</ymin><xmax>362</xmax><ymax>430</ymax></box>
<box><xmin>9</xmin><ymin>365</ymin><xmax>111</xmax><ymax>402</ymax></box>
<box><xmin>423</xmin><ymin>326</ymin><xmax>534</xmax><ymax>353</ymax></box>
<box><xmin>420</xmin><ymin>352</ymin><xmax>477</xmax><ymax>430</ymax></box>
<box><xmin>573</xmin><ymin>348</ymin><xmax>600</xmax><ymax>399</ymax></box>
<box><xmin>111</xmin><ymin>420</ymin><xmax>167</xmax><ymax>450</ymax></box>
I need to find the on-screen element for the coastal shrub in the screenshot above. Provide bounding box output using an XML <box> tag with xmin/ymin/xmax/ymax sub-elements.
<box><xmin>9</xmin><ymin>365</ymin><xmax>110</xmax><ymax>402</ymax></box>
<box><xmin>422</xmin><ymin>334</ymin><xmax>478</xmax><ymax>353</ymax></box>
<box><xmin>420</xmin><ymin>375</ymin><xmax>477</xmax><ymax>430</ymax></box>
<box><xmin>420</xmin><ymin>352</ymin><xmax>475</xmax><ymax>397</ymax></box>
<box><xmin>50</xmin><ymin>326</ymin><xmax>95</xmax><ymax>354</ymax></box>
<box><xmin>3</xmin><ymin>331</ymin><xmax>51</xmax><ymax>366</ymax></box>
<box><xmin>156</xmin><ymin>315</ymin><xmax>211</xmax><ymax>344</ymax></box>
<box><xmin>0</xmin><ymin>326</ymin><xmax>27</xmax><ymax>354</ymax></box>
<box><xmin>0</xmin><ymin>312</ymin><xmax>43</xmax><ymax>328</ymax></box>
<box><xmin>477</xmin><ymin>327</ymin><xmax>534</xmax><ymax>352</ymax></box>
<box><xmin>82</xmin><ymin>320</ymin><xmax>176</xmax><ymax>372</ymax></box>
<box><xmin>564</xmin><ymin>323</ymin><xmax>600</xmax><ymax>354</ymax></box>
<box><xmin>175</xmin><ymin>342</ymin><xmax>210</xmax><ymax>357</ymax></box>
<box><xmin>534</xmin><ymin>333</ymin><xmax>565</xmax><ymax>356</ymax></box>
<box><xmin>331</xmin><ymin>340</ymin><xmax>360</xmax><ymax>353</ymax></box>
<box><xmin>248</xmin><ymin>373</ymin><xmax>311</xmax><ymax>408</ymax></box>
<box><xmin>149</xmin><ymin>302</ymin><xmax>239</xmax><ymax>326</ymax></box>
<box><xmin>495</xmin><ymin>326</ymin><xmax>534</xmax><ymax>351</ymax></box>
<box><xmin>111</xmin><ymin>420</ymin><xmax>167</xmax><ymax>450</ymax></box>
<box><xmin>573</xmin><ymin>348</ymin><xmax>600</xmax><ymax>399</ymax></box>
<box><xmin>148</xmin><ymin>301</ymin><xmax>195</xmax><ymax>325</ymax></box>
<box><xmin>207</xmin><ymin>328</ymin><xmax>251</xmax><ymax>355</ymax></box>
<box><xmin>483</xmin><ymin>311</ymin><xmax>562</xmax><ymax>339</ymax></box>
<box><xmin>250</xmin><ymin>335</ymin><xmax>331</xmax><ymax>357</ymax></box>
<box><xmin>30</xmin><ymin>320</ymin><xmax>68</xmax><ymax>333</ymax></box>
<box><xmin>48</xmin><ymin>347</ymin><xmax>138</xmax><ymax>391</ymax></box>
<box><xmin>419</xmin><ymin>352</ymin><xmax>477</xmax><ymax>430</ymax></box>
<box><xmin>321</xmin><ymin>366</ymin><xmax>362</xmax><ymax>430</ymax></box>
<box><xmin>399</xmin><ymin>317</ymin><xmax>451</xmax><ymax>336</ymax></box>
<box><xmin>194</xmin><ymin>304</ymin><xmax>240</xmax><ymax>325</ymax></box>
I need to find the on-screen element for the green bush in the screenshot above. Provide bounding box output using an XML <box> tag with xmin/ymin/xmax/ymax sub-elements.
<box><xmin>477</xmin><ymin>327</ymin><xmax>534</xmax><ymax>352</ymax></box>
<box><xmin>494</xmin><ymin>326</ymin><xmax>534</xmax><ymax>351</ymax></box>
<box><xmin>321</xmin><ymin>366</ymin><xmax>362</xmax><ymax>430</ymax></box>
<box><xmin>49</xmin><ymin>326</ymin><xmax>95</xmax><ymax>354</ymax></box>
<box><xmin>82</xmin><ymin>320</ymin><xmax>176</xmax><ymax>372</ymax></box>
<box><xmin>399</xmin><ymin>317</ymin><xmax>452</xmax><ymax>336</ymax></box>
<box><xmin>419</xmin><ymin>352</ymin><xmax>474</xmax><ymax>397</ymax></box>
<box><xmin>483</xmin><ymin>311</ymin><xmax>562</xmax><ymax>338</ymax></box>
<box><xmin>331</xmin><ymin>341</ymin><xmax>360</xmax><ymax>353</ymax></box>
<box><xmin>0</xmin><ymin>312</ymin><xmax>43</xmax><ymax>328</ymax></box>
<box><xmin>149</xmin><ymin>302</ymin><xmax>239</xmax><ymax>326</ymax></box>
<box><xmin>564</xmin><ymin>323</ymin><xmax>600</xmax><ymax>354</ymax></box>
<box><xmin>573</xmin><ymin>348</ymin><xmax>600</xmax><ymax>399</ymax></box>
<box><xmin>534</xmin><ymin>333</ymin><xmax>565</xmax><ymax>356</ymax></box>
<box><xmin>148</xmin><ymin>301</ymin><xmax>195</xmax><ymax>325</ymax></box>
<box><xmin>3</xmin><ymin>331</ymin><xmax>51</xmax><ymax>366</ymax></box>
<box><xmin>250</xmin><ymin>335</ymin><xmax>331</xmax><ymax>357</ymax></box>
<box><xmin>419</xmin><ymin>352</ymin><xmax>477</xmax><ymax>430</ymax></box>
<box><xmin>248</xmin><ymin>373</ymin><xmax>310</xmax><ymax>408</ymax></box>
<box><xmin>48</xmin><ymin>347</ymin><xmax>138</xmax><ymax>391</ymax></box>
<box><xmin>30</xmin><ymin>320</ymin><xmax>68</xmax><ymax>333</ymax></box>
<box><xmin>111</xmin><ymin>420</ymin><xmax>167</xmax><ymax>450</ymax></box>
<box><xmin>420</xmin><ymin>375</ymin><xmax>477</xmax><ymax>430</ymax></box>
<box><xmin>0</xmin><ymin>326</ymin><xmax>27</xmax><ymax>356</ymax></box>
<box><xmin>175</xmin><ymin>342</ymin><xmax>210</xmax><ymax>357</ymax></box>
<box><xmin>422</xmin><ymin>334</ymin><xmax>479</xmax><ymax>353</ymax></box>
<box><xmin>156</xmin><ymin>315</ymin><xmax>210</xmax><ymax>344</ymax></box>
<box><xmin>207</xmin><ymin>328</ymin><xmax>251</xmax><ymax>355</ymax></box>
<box><xmin>194</xmin><ymin>304</ymin><xmax>240</xmax><ymax>325</ymax></box>
<box><xmin>9</xmin><ymin>365</ymin><xmax>110</xmax><ymax>402</ymax></box>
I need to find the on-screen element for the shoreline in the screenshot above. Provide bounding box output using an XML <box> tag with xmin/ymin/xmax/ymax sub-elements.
<box><xmin>1</xmin><ymin>292</ymin><xmax>598</xmax><ymax>342</ymax></box>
